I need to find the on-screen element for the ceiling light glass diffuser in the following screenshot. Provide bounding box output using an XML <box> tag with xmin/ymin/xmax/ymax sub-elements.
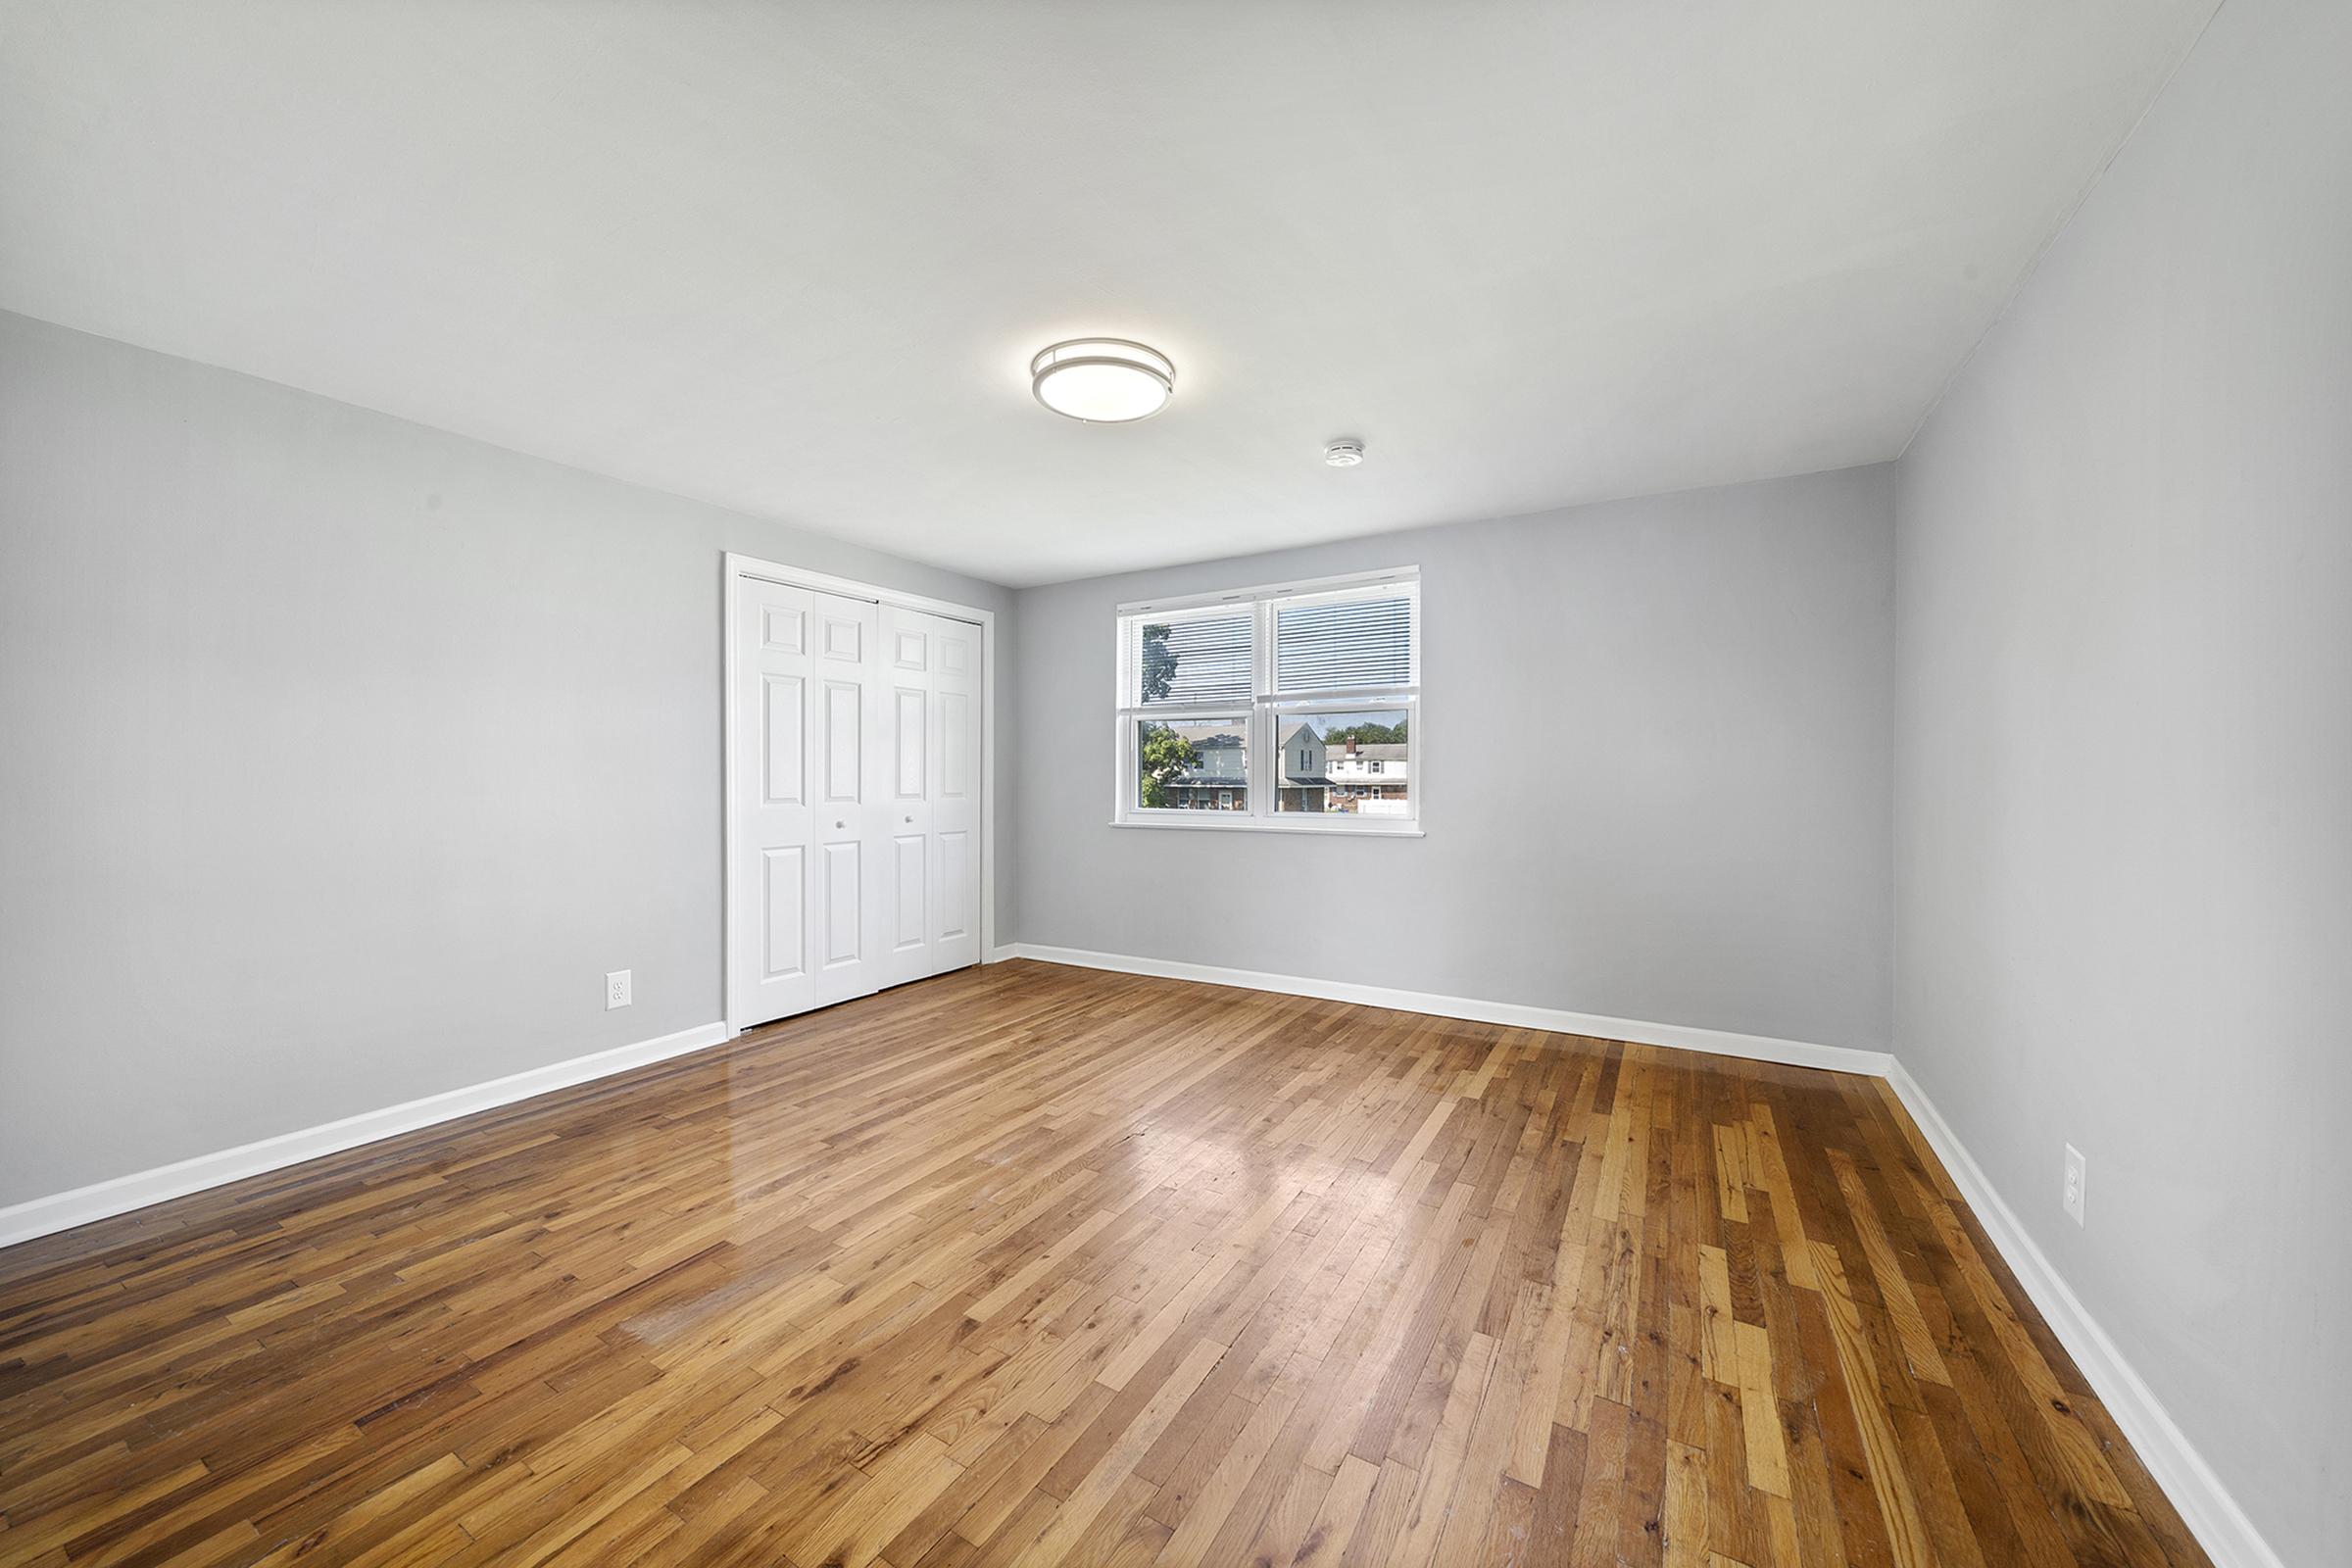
<box><xmin>1030</xmin><ymin>338</ymin><xmax>1175</xmax><ymax>422</ymax></box>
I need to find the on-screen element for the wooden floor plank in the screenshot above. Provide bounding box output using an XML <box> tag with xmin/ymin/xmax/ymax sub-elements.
<box><xmin>0</xmin><ymin>961</ymin><xmax>2208</xmax><ymax>1568</ymax></box>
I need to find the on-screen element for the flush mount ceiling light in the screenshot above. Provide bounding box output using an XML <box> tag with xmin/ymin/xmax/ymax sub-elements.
<box><xmin>1030</xmin><ymin>338</ymin><xmax>1175</xmax><ymax>422</ymax></box>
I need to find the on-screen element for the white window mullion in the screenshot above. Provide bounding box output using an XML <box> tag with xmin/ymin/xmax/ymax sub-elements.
<box><xmin>1250</xmin><ymin>598</ymin><xmax>1275</xmax><ymax>815</ymax></box>
<box><xmin>1250</xmin><ymin>702</ymin><xmax>1268</xmax><ymax>817</ymax></box>
<box><xmin>1112</xmin><ymin>710</ymin><xmax>1129</xmax><ymax>822</ymax></box>
<box><xmin>1253</xmin><ymin>598</ymin><xmax>1277</xmax><ymax>700</ymax></box>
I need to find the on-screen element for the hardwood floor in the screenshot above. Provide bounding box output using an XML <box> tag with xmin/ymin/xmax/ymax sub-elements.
<box><xmin>0</xmin><ymin>960</ymin><xmax>2207</xmax><ymax>1567</ymax></box>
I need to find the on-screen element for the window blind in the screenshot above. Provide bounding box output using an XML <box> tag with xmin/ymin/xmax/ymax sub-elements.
<box><xmin>1274</xmin><ymin>591</ymin><xmax>1414</xmax><ymax>693</ymax></box>
<box><xmin>1127</xmin><ymin>610</ymin><xmax>1252</xmax><ymax>707</ymax></box>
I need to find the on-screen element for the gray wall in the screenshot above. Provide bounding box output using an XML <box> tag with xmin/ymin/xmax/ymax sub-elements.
<box><xmin>1893</xmin><ymin>0</ymin><xmax>2352</xmax><ymax>1557</ymax></box>
<box><xmin>0</xmin><ymin>311</ymin><xmax>1014</xmax><ymax>1208</ymax></box>
<box><xmin>1015</xmin><ymin>465</ymin><xmax>1896</xmax><ymax>1053</ymax></box>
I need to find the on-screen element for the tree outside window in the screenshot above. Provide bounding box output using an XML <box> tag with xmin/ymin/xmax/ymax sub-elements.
<box><xmin>1137</xmin><ymin>720</ymin><xmax>1198</xmax><ymax>808</ymax></box>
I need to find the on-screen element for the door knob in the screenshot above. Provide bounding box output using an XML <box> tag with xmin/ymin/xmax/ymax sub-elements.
<box><xmin>834</xmin><ymin>819</ymin><xmax>845</xmax><ymax>829</ymax></box>
<box><xmin>904</xmin><ymin>814</ymin><xmax>913</xmax><ymax>823</ymax></box>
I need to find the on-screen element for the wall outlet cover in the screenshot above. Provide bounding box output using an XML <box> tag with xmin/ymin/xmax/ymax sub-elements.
<box><xmin>606</xmin><ymin>969</ymin><xmax>632</xmax><ymax>1009</ymax></box>
<box><xmin>2062</xmin><ymin>1143</ymin><xmax>2086</xmax><ymax>1226</ymax></box>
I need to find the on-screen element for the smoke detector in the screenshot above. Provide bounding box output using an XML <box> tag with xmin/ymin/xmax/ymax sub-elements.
<box><xmin>1323</xmin><ymin>440</ymin><xmax>1365</xmax><ymax>467</ymax></box>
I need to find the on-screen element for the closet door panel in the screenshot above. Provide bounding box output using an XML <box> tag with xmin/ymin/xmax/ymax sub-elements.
<box><xmin>811</xmin><ymin>592</ymin><xmax>884</xmax><ymax>1008</ymax></box>
<box><xmin>925</xmin><ymin>613</ymin><xmax>982</xmax><ymax>973</ymax></box>
<box><xmin>729</xmin><ymin>578</ymin><xmax>820</xmax><ymax>1026</ymax></box>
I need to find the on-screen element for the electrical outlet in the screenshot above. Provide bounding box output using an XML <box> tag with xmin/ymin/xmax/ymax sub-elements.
<box><xmin>2062</xmin><ymin>1143</ymin><xmax>2086</xmax><ymax>1226</ymax></box>
<box><xmin>606</xmin><ymin>969</ymin><xmax>632</xmax><ymax>1010</ymax></box>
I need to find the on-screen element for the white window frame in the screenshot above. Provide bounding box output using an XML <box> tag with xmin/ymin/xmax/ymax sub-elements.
<box><xmin>1112</xmin><ymin>565</ymin><xmax>1421</xmax><ymax>836</ymax></box>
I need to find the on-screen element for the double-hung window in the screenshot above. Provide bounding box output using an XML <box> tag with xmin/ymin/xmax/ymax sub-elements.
<box><xmin>1113</xmin><ymin>567</ymin><xmax>1419</xmax><ymax>833</ymax></box>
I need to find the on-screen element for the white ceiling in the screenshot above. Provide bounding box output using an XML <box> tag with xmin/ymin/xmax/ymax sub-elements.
<box><xmin>0</xmin><ymin>1</ymin><xmax>2215</xmax><ymax>586</ymax></box>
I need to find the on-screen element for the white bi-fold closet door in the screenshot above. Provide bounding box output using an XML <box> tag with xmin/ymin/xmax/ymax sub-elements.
<box><xmin>729</xmin><ymin>571</ymin><xmax>983</xmax><ymax>1033</ymax></box>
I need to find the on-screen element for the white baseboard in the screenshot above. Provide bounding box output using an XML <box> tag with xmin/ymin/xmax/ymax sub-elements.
<box><xmin>1885</xmin><ymin>1063</ymin><xmax>2284</xmax><ymax>1568</ymax></box>
<box><xmin>986</xmin><ymin>943</ymin><xmax>1019</xmax><ymax>964</ymax></box>
<box><xmin>0</xmin><ymin>1020</ymin><xmax>728</xmax><ymax>1251</ymax></box>
<box><xmin>1006</xmin><ymin>943</ymin><xmax>1891</xmax><ymax>1077</ymax></box>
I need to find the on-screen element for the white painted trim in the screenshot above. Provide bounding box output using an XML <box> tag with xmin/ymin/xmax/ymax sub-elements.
<box><xmin>1884</xmin><ymin>1063</ymin><xmax>2285</xmax><ymax>1568</ymax></box>
<box><xmin>1116</xmin><ymin>563</ymin><xmax>1418</xmax><ymax>616</ymax></box>
<box><xmin>721</xmin><ymin>552</ymin><xmax>998</xmax><ymax>1037</ymax></box>
<box><xmin>727</xmin><ymin>555</ymin><xmax>990</xmax><ymax>626</ymax></box>
<box><xmin>1006</xmin><ymin>944</ymin><xmax>1888</xmax><ymax>1076</ymax></box>
<box><xmin>987</xmin><ymin>943</ymin><xmax>1019</xmax><ymax>964</ymax></box>
<box><xmin>1107</xmin><ymin>816</ymin><xmax>1424</xmax><ymax>838</ymax></box>
<box><xmin>0</xmin><ymin>1021</ymin><xmax>728</xmax><ymax>1251</ymax></box>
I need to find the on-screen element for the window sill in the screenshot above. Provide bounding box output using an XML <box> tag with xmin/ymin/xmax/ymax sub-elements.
<box><xmin>1109</xmin><ymin>816</ymin><xmax>1424</xmax><ymax>838</ymax></box>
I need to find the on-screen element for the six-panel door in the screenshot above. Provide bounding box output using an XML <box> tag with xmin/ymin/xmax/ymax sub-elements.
<box><xmin>875</xmin><ymin>605</ymin><xmax>983</xmax><ymax>989</ymax></box>
<box><xmin>730</xmin><ymin>577</ymin><xmax>819</xmax><ymax>1028</ymax></box>
<box><xmin>811</xmin><ymin>595</ymin><xmax>889</xmax><ymax>1009</ymax></box>
<box><xmin>729</xmin><ymin>580</ymin><xmax>886</xmax><ymax>1028</ymax></box>
<box><xmin>925</xmin><ymin>612</ymin><xmax>982</xmax><ymax>973</ymax></box>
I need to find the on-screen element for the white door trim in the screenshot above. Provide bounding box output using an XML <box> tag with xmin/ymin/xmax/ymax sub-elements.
<box><xmin>722</xmin><ymin>552</ymin><xmax>998</xmax><ymax>1038</ymax></box>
